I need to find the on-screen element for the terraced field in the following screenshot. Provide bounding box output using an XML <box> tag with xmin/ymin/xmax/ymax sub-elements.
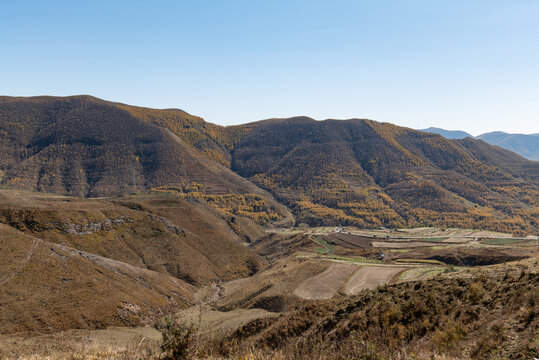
<box><xmin>344</xmin><ymin>266</ymin><xmax>407</xmax><ymax>295</ymax></box>
<box><xmin>268</xmin><ymin>226</ymin><xmax>538</xmax><ymax>303</ymax></box>
<box><xmin>294</xmin><ymin>263</ymin><xmax>357</xmax><ymax>300</ymax></box>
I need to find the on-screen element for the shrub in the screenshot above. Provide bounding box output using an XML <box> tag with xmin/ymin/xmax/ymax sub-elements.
<box><xmin>469</xmin><ymin>282</ymin><xmax>484</xmax><ymax>304</ymax></box>
<box><xmin>160</xmin><ymin>317</ymin><xmax>195</xmax><ymax>360</ymax></box>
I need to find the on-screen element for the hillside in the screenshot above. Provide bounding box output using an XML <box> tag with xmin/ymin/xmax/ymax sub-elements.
<box><xmin>0</xmin><ymin>188</ymin><xmax>282</xmax><ymax>334</ymax></box>
<box><xmin>0</xmin><ymin>96</ymin><xmax>292</xmax><ymax>226</ymax></box>
<box><xmin>455</xmin><ymin>137</ymin><xmax>539</xmax><ymax>184</ymax></box>
<box><xmin>114</xmin><ymin>102</ymin><xmax>244</xmax><ymax>167</ymax></box>
<box><xmin>1</xmin><ymin>96</ymin><xmax>537</xmax><ymax>234</ymax></box>
<box><xmin>2</xmin><ymin>219</ymin><xmax>537</xmax><ymax>358</ymax></box>
<box><xmin>0</xmin><ymin>223</ymin><xmax>193</xmax><ymax>333</ymax></box>
<box><xmin>222</xmin><ymin>258</ymin><xmax>538</xmax><ymax>360</ymax></box>
<box><xmin>477</xmin><ymin>132</ymin><xmax>539</xmax><ymax>161</ymax></box>
<box><xmin>0</xmin><ymin>190</ymin><xmax>264</xmax><ymax>286</ymax></box>
<box><xmin>230</xmin><ymin>117</ymin><xmax>539</xmax><ymax>234</ymax></box>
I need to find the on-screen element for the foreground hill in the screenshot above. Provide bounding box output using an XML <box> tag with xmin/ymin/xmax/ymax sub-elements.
<box><xmin>230</xmin><ymin>117</ymin><xmax>539</xmax><ymax>234</ymax></box>
<box><xmin>221</xmin><ymin>258</ymin><xmax>538</xmax><ymax>360</ymax></box>
<box><xmin>0</xmin><ymin>223</ymin><xmax>193</xmax><ymax>333</ymax></box>
<box><xmin>0</xmin><ymin>190</ymin><xmax>263</xmax><ymax>286</ymax></box>
<box><xmin>0</xmin><ymin>189</ymin><xmax>275</xmax><ymax>334</ymax></box>
<box><xmin>421</xmin><ymin>127</ymin><xmax>539</xmax><ymax>161</ymax></box>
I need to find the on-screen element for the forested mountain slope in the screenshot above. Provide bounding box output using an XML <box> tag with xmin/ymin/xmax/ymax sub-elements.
<box><xmin>1</xmin><ymin>96</ymin><xmax>537</xmax><ymax>234</ymax></box>
<box><xmin>0</xmin><ymin>96</ymin><xmax>271</xmax><ymax>198</ymax></box>
<box><xmin>230</xmin><ymin>117</ymin><xmax>539</xmax><ymax>234</ymax></box>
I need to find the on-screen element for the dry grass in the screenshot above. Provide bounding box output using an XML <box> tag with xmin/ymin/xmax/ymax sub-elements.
<box><xmin>0</xmin><ymin>327</ymin><xmax>162</xmax><ymax>360</ymax></box>
<box><xmin>1</xmin><ymin>258</ymin><xmax>537</xmax><ymax>359</ymax></box>
<box><xmin>220</xmin><ymin>258</ymin><xmax>539</xmax><ymax>360</ymax></box>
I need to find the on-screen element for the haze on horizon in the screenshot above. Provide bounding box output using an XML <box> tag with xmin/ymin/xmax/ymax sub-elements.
<box><xmin>1</xmin><ymin>0</ymin><xmax>538</xmax><ymax>136</ymax></box>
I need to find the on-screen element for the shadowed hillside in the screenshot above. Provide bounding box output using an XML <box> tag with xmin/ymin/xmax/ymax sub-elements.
<box><xmin>115</xmin><ymin>102</ymin><xmax>246</xmax><ymax>167</ymax></box>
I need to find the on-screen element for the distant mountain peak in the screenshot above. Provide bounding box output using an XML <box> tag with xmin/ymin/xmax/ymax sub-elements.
<box><xmin>421</xmin><ymin>127</ymin><xmax>538</xmax><ymax>161</ymax></box>
<box><xmin>421</xmin><ymin>127</ymin><xmax>473</xmax><ymax>139</ymax></box>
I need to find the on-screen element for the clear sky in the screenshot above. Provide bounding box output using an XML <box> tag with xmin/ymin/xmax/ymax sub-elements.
<box><xmin>1</xmin><ymin>0</ymin><xmax>538</xmax><ymax>135</ymax></box>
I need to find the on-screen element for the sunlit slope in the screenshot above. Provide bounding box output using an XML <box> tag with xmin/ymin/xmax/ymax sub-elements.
<box><xmin>230</xmin><ymin>117</ymin><xmax>538</xmax><ymax>234</ymax></box>
<box><xmin>0</xmin><ymin>190</ymin><xmax>263</xmax><ymax>286</ymax></box>
<box><xmin>0</xmin><ymin>96</ymin><xmax>275</xmax><ymax>201</ymax></box>
<box><xmin>0</xmin><ymin>223</ymin><xmax>193</xmax><ymax>333</ymax></box>
<box><xmin>1</xmin><ymin>96</ymin><xmax>536</xmax><ymax>234</ymax></box>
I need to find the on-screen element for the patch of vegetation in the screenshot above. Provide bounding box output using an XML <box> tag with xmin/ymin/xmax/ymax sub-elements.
<box><xmin>312</xmin><ymin>236</ymin><xmax>335</xmax><ymax>255</ymax></box>
<box><xmin>159</xmin><ymin>317</ymin><xmax>195</xmax><ymax>360</ymax></box>
<box><xmin>398</xmin><ymin>266</ymin><xmax>445</xmax><ymax>281</ymax></box>
<box><xmin>482</xmin><ymin>238</ymin><xmax>526</xmax><ymax>245</ymax></box>
<box><xmin>151</xmin><ymin>183</ymin><xmax>283</xmax><ymax>225</ymax></box>
<box><xmin>418</xmin><ymin>237</ymin><xmax>447</xmax><ymax>242</ymax></box>
<box><xmin>395</xmin><ymin>258</ymin><xmax>445</xmax><ymax>265</ymax></box>
<box><xmin>298</xmin><ymin>253</ymin><xmax>384</xmax><ymax>265</ymax></box>
<box><xmin>389</xmin><ymin>249</ymin><xmax>411</xmax><ymax>253</ymax></box>
<box><xmin>220</xmin><ymin>263</ymin><xmax>539</xmax><ymax>359</ymax></box>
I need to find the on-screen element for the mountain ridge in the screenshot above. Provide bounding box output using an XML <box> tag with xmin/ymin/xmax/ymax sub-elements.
<box><xmin>230</xmin><ymin>117</ymin><xmax>538</xmax><ymax>234</ymax></box>
<box><xmin>421</xmin><ymin>127</ymin><xmax>473</xmax><ymax>139</ymax></box>
<box><xmin>1</xmin><ymin>95</ymin><xmax>538</xmax><ymax>234</ymax></box>
<box><xmin>421</xmin><ymin>127</ymin><xmax>539</xmax><ymax>161</ymax></box>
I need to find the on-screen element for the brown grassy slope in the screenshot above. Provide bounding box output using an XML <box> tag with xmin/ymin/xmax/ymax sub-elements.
<box><xmin>225</xmin><ymin>258</ymin><xmax>539</xmax><ymax>360</ymax></box>
<box><xmin>215</xmin><ymin>257</ymin><xmax>330</xmax><ymax>313</ymax></box>
<box><xmin>230</xmin><ymin>117</ymin><xmax>539</xmax><ymax>234</ymax></box>
<box><xmin>250</xmin><ymin>233</ymin><xmax>319</xmax><ymax>263</ymax></box>
<box><xmin>0</xmin><ymin>223</ymin><xmax>193</xmax><ymax>334</ymax></box>
<box><xmin>0</xmin><ymin>190</ymin><xmax>263</xmax><ymax>285</ymax></box>
<box><xmin>0</xmin><ymin>96</ymin><xmax>285</xmax><ymax>214</ymax></box>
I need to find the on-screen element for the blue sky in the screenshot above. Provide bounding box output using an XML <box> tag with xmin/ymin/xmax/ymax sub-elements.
<box><xmin>1</xmin><ymin>0</ymin><xmax>538</xmax><ymax>135</ymax></box>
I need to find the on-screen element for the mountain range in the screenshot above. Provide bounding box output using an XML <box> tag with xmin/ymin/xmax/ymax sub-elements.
<box><xmin>421</xmin><ymin>127</ymin><xmax>539</xmax><ymax>161</ymax></box>
<box><xmin>0</xmin><ymin>96</ymin><xmax>537</xmax><ymax>235</ymax></box>
<box><xmin>1</xmin><ymin>95</ymin><xmax>538</xmax><ymax>358</ymax></box>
